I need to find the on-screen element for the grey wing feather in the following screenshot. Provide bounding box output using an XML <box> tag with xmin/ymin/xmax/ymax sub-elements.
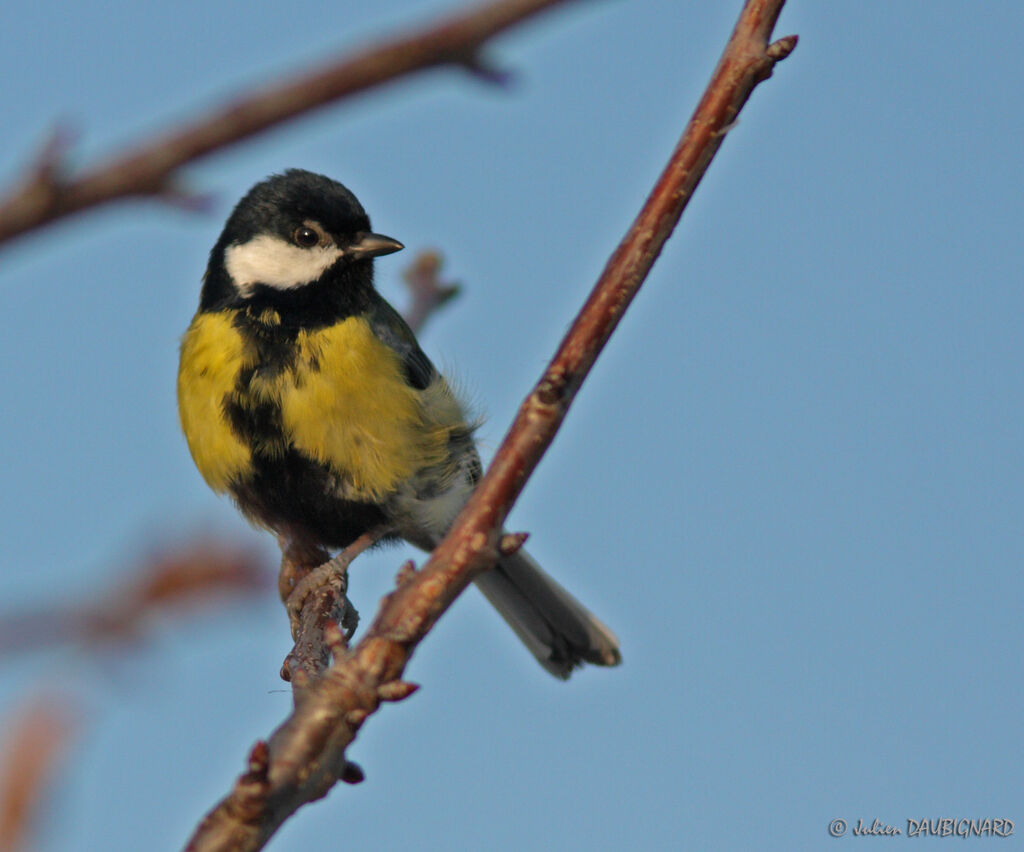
<box><xmin>368</xmin><ymin>295</ymin><xmax>436</xmax><ymax>390</ymax></box>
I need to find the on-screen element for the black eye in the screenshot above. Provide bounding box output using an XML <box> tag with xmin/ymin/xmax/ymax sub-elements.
<box><xmin>293</xmin><ymin>226</ymin><xmax>320</xmax><ymax>248</ymax></box>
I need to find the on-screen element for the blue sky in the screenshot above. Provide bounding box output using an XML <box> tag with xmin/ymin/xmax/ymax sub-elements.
<box><xmin>1</xmin><ymin>1</ymin><xmax>1022</xmax><ymax>850</ymax></box>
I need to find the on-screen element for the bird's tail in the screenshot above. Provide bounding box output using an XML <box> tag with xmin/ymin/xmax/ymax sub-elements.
<box><xmin>472</xmin><ymin>548</ymin><xmax>621</xmax><ymax>679</ymax></box>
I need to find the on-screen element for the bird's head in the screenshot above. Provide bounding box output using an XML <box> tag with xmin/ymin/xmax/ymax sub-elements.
<box><xmin>200</xmin><ymin>169</ymin><xmax>403</xmax><ymax>312</ymax></box>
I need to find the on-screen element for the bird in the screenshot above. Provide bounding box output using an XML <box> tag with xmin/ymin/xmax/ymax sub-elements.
<box><xmin>177</xmin><ymin>169</ymin><xmax>620</xmax><ymax>678</ymax></box>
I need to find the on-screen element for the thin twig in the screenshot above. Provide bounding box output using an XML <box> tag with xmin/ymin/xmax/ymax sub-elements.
<box><xmin>401</xmin><ymin>251</ymin><xmax>461</xmax><ymax>334</ymax></box>
<box><xmin>0</xmin><ymin>696</ymin><xmax>76</xmax><ymax>852</ymax></box>
<box><xmin>0</xmin><ymin>540</ymin><xmax>270</xmax><ymax>656</ymax></box>
<box><xmin>0</xmin><ymin>0</ymin><xmax>577</xmax><ymax>248</ymax></box>
<box><xmin>183</xmin><ymin>3</ymin><xmax>796</xmax><ymax>850</ymax></box>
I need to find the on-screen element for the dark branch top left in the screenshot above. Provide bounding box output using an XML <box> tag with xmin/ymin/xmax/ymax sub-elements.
<box><xmin>0</xmin><ymin>0</ymin><xmax>575</xmax><ymax>248</ymax></box>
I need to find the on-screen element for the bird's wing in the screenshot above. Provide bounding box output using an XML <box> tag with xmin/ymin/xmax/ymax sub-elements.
<box><xmin>366</xmin><ymin>294</ymin><xmax>437</xmax><ymax>391</ymax></box>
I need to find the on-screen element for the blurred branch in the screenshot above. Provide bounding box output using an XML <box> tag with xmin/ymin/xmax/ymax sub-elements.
<box><xmin>0</xmin><ymin>696</ymin><xmax>76</xmax><ymax>852</ymax></box>
<box><xmin>0</xmin><ymin>539</ymin><xmax>271</xmax><ymax>656</ymax></box>
<box><xmin>184</xmin><ymin>2</ymin><xmax>797</xmax><ymax>850</ymax></box>
<box><xmin>401</xmin><ymin>251</ymin><xmax>461</xmax><ymax>334</ymax></box>
<box><xmin>0</xmin><ymin>0</ymin><xmax>577</xmax><ymax>248</ymax></box>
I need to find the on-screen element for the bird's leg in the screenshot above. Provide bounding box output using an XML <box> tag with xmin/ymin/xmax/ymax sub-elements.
<box><xmin>282</xmin><ymin>526</ymin><xmax>392</xmax><ymax>682</ymax></box>
<box><xmin>284</xmin><ymin>529</ymin><xmax>387</xmax><ymax>635</ymax></box>
<box><xmin>277</xmin><ymin>536</ymin><xmax>330</xmax><ymax>604</ymax></box>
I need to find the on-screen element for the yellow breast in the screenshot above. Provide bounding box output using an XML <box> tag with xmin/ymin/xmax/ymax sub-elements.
<box><xmin>177</xmin><ymin>310</ymin><xmax>255</xmax><ymax>492</ymax></box>
<box><xmin>281</xmin><ymin>317</ymin><xmax>455</xmax><ymax>501</ymax></box>
<box><xmin>179</xmin><ymin>309</ymin><xmax>465</xmax><ymax>504</ymax></box>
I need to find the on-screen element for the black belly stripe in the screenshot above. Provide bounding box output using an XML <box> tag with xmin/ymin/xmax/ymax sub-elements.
<box><xmin>223</xmin><ymin>305</ymin><xmax>394</xmax><ymax>549</ymax></box>
<box><xmin>232</xmin><ymin>452</ymin><xmax>391</xmax><ymax>549</ymax></box>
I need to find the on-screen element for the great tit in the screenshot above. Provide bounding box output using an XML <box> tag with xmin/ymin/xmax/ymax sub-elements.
<box><xmin>177</xmin><ymin>169</ymin><xmax>620</xmax><ymax>678</ymax></box>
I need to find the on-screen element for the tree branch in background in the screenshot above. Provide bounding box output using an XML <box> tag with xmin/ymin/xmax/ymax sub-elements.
<box><xmin>0</xmin><ymin>541</ymin><xmax>270</xmax><ymax>852</ymax></box>
<box><xmin>0</xmin><ymin>0</ymin><xmax>577</xmax><ymax>248</ymax></box>
<box><xmin>0</xmin><ymin>697</ymin><xmax>76</xmax><ymax>852</ymax></box>
<box><xmin>184</xmin><ymin>2</ymin><xmax>797</xmax><ymax>850</ymax></box>
<box><xmin>401</xmin><ymin>251</ymin><xmax>461</xmax><ymax>334</ymax></box>
<box><xmin>0</xmin><ymin>539</ymin><xmax>270</xmax><ymax>657</ymax></box>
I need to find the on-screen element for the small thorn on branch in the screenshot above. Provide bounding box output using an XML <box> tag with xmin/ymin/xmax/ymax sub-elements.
<box><xmin>458</xmin><ymin>51</ymin><xmax>515</xmax><ymax>86</ymax></box>
<box><xmin>33</xmin><ymin>124</ymin><xmax>75</xmax><ymax>183</ymax></box>
<box><xmin>247</xmin><ymin>741</ymin><xmax>270</xmax><ymax>777</ymax></box>
<box><xmin>498</xmin><ymin>532</ymin><xmax>529</xmax><ymax>556</ymax></box>
<box><xmin>21</xmin><ymin>123</ymin><xmax>77</xmax><ymax>197</ymax></box>
<box><xmin>394</xmin><ymin>560</ymin><xmax>419</xmax><ymax>587</ymax></box>
<box><xmin>377</xmin><ymin>681</ymin><xmax>420</xmax><ymax>702</ymax></box>
<box><xmin>229</xmin><ymin>741</ymin><xmax>272</xmax><ymax>822</ymax></box>
<box><xmin>766</xmin><ymin>34</ymin><xmax>798</xmax><ymax>61</ymax></box>
<box><xmin>340</xmin><ymin>761</ymin><xmax>365</xmax><ymax>785</ymax></box>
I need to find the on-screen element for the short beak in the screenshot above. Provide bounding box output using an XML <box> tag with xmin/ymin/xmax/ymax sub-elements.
<box><xmin>347</xmin><ymin>232</ymin><xmax>404</xmax><ymax>261</ymax></box>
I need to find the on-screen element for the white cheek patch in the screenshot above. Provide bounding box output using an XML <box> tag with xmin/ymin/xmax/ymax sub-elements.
<box><xmin>225</xmin><ymin>234</ymin><xmax>343</xmax><ymax>295</ymax></box>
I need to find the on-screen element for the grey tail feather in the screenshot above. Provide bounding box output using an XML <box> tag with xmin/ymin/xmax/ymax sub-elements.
<box><xmin>472</xmin><ymin>548</ymin><xmax>621</xmax><ymax>679</ymax></box>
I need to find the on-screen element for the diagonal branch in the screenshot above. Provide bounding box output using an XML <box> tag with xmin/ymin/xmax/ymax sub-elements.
<box><xmin>0</xmin><ymin>696</ymin><xmax>76</xmax><ymax>852</ymax></box>
<box><xmin>184</xmin><ymin>2</ymin><xmax>797</xmax><ymax>850</ymax></box>
<box><xmin>0</xmin><ymin>539</ymin><xmax>270</xmax><ymax>657</ymax></box>
<box><xmin>0</xmin><ymin>0</ymin><xmax>577</xmax><ymax>248</ymax></box>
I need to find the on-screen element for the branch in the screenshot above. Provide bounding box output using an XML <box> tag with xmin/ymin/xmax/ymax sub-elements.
<box><xmin>0</xmin><ymin>696</ymin><xmax>76</xmax><ymax>852</ymax></box>
<box><xmin>278</xmin><ymin>531</ymin><xmax>384</xmax><ymax>696</ymax></box>
<box><xmin>401</xmin><ymin>251</ymin><xmax>461</xmax><ymax>335</ymax></box>
<box><xmin>184</xmin><ymin>2</ymin><xmax>796</xmax><ymax>849</ymax></box>
<box><xmin>0</xmin><ymin>0</ymin><xmax>577</xmax><ymax>248</ymax></box>
<box><xmin>0</xmin><ymin>539</ymin><xmax>270</xmax><ymax>656</ymax></box>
